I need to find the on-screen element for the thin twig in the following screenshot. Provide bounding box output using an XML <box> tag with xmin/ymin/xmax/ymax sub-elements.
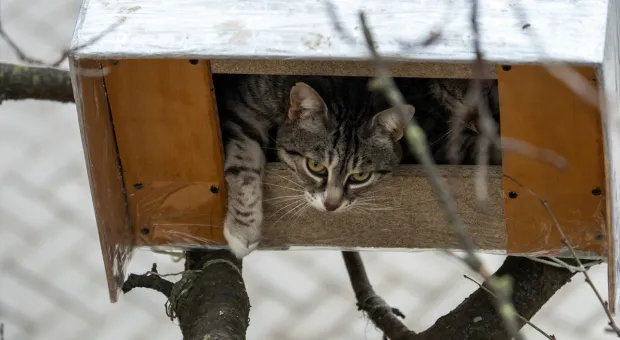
<box><xmin>469</xmin><ymin>0</ymin><xmax>500</xmax><ymax>211</ymax></box>
<box><xmin>524</xmin><ymin>256</ymin><xmax>584</xmax><ymax>273</ymax></box>
<box><xmin>464</xmin><ymin>275</ymin><xmax>556</xmax><ymax>340</ymax></box>
<box><xmin>0</xmin><ymin>16</ymin><xmax>125</xmax><ymax>67</ymax></box>
<box><xmin>342</xmin><ymin>251</ymin><xmax>414</xmax><ymax>340</ymax></box>
<box><xmin>508</xmin><ymin>4</ymin><xmax>599</xmax><ymax>109</ymax></box>
<box><xmin>325</xmin><ymin>0</ymin><xmax>442</xmax><ymax>50</ymax></box>
<box><xmin>122</xmin><ymin>265</ymin><xmax>174</xmax><ymax>298</ymax></box>
<box><xmin>501</xmin><ymin>138</ymin><xmax>566</xmax><ymax>169</ymax></box>
<box><xmin>525</xmin><ymin>256</ymin><xmax>601</xmax><ymax>273</ymax></box>
<box><xmin>541</xmin><ymin>200</ymin><xmax>620</xmax><ymax>336</ymax></box>
<box><xmin>505</xmin><ymin>175</ymin><xmax>620</xmax><ymax>336</ymax></box>
<box><xmin>324</xmin><ymin>1</ymin><xmax>357</xmax><ymax>45</ymax></box>
<box><xmin>358</xmin><ymin>11</ymin><xmax>523</xmax><ymax>340</ymax></box>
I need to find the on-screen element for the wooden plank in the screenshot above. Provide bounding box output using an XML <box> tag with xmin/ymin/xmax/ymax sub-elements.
<box><xmin>138</xmin><ymin>164</ymin><xmax>507</xmax><ymax>251</ymax></box>
<box><xmin>261</xmin><ymin>164</ymin><xmax>505</xmax><ymax>250</ymax></box>
<box><xmin>498</xmin><ymin>65</ymin><xmax>607</xmax><ymax>255</ymax></box>
<box><xmin>599</xmin><ymin>0</ymin><xmax>620</xmax><ymax>313</ymax></box>
<box><xmin>210</xmin><ymin>60</ymin><xmax>496</xmax><ymax>79</ymax></box>
<box><xmin>72</xmin><ymin>0</ymin><xmax>607</xmax><ymax>65</ymax></box>
<box><xmin>69</xmin><ymin>59</ymin><xmax>133</xmax><ymax>303</ymax></box>
<box><xmin>103</xmin><ymin>59</ymin><xmax>227</xmax><ymax>246</ymax></box>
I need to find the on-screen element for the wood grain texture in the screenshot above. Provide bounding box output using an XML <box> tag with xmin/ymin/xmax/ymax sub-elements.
<box><xmin>261</xmin><ymin>165</ymin><xmax>505</xmax><ymax>250</ymax></box>
<box><xmin>599</xmin><ymin>0</ymin><xmax>620</xmax><ymax>313</ymax></box>
<box><xmin>498</xmin><ymin>65</ymin><xmax>607</xmax><ymax>256</ymax></box>
<box><xmin>70</xmin><ymin>59</ymin><xmax>133</xmax><ymax>303</ymax></box>
<box><xmin>210</xmin><ymin>60</ymin><xmax>496</xmax><ymax>79</ymax></box>
<box><xmin>141</xmin><ymin>164</ymin><xmax>506</xmax><ymax>251</ymax></box>
<box><xmin>72</xmin><ymin>0</ymin><xmax>607</xmax><ymax>65</ymax></box>
<box><xmin>102</xmin><ymin>59</ymin><xmax>227</xmax><ymax>246</ymax></box>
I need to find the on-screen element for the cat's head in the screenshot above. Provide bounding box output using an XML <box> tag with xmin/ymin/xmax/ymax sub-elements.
<box><xmin>276</xmin><ymin>81</ymin><xmax>415</xmax><ymax>213</ymax></box>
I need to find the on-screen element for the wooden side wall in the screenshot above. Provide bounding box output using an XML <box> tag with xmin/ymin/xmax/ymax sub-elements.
<box><xmin>498</xmin><ymin>65</ymin><xmax>607</xmax><ymax>255</ymax></box>
<box><xmin>102</xmin><ymin>59</ymin><xmax>228</xmax><ymax>247</ymax></box>
<box><xmin>599</xmin><ymin>0</ymin><xmax>620</xmax><ymax>313</ymax></box>
<box><xmin>71</xmin><ymin>59</ymin><xmax>133</xmax><ymax>302</ymax></box>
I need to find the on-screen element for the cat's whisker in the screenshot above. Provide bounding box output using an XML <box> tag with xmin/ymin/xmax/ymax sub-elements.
<box><xmin>355</xmin><ymin>202</ymin><xmax>406</xmax><ymax>211</ymax></box>
<box><xmin>363</xmin><ymin>185</ymin><xmax>397</xmax><ymax>196</ymax></box>
<box><xmin>356</xmin><ymin>201</ymin><xmax>396</xmax><ymax>206</ymax></box>
<box><xmin>355</xmin><ymin>206</ymin><xmax>407</xmax><ymax>211</ymax></box>
<box><xmin>265</xmin><ymin>198</ymin><xmax>305</xmax><ymax>221</ymax></box>
<box><xmin>349</xmin><ymin>206</ymin><xmax>371</xmax><ymax>214</ymax></box>
<box><xmin>262</xmin><ymin>194</ymin><xmax>305</xmax><ymax>203</ymax></box>
<box><xmin>268</xmin><ymin>134</ymin><xmax>278</xmax><ymax>145</ymax></box>
<box><xmin>264</xmin><ymin>196</ymin><xmax>306</xmax><ymax>206</ymax></box>
<box><xmin>270</xmin><ymin>200</ymin><xmax>308</xmax><ymax>226</ymax></box>
<box><xmin>356</xmin><ymin>196</ymin><xmax>393</xmax><ymax>203</ymax></box>
<box><xmin>286</xmin><ymin>204</ymin><xmax>311</xmax><ymax>237</ymax></box>
<box><xmin>290</xmin><ymin>203</ymin><xmax>310</xmax><ymax>225</ymax></box>
<box><xmin>263</xmin><ymin>170</ymin><xmax>304</xmax><ymax>188</ymax></box>
<box><xmin>262</xmin><ymin>182</ymin><xmax>305</xmax><ymax>193</ymax></box>
<box><xmin>355</xmin><ymin>202</ymin><xmax>384</xmax><ymax>207</ymax></box>
<box><xmin>429</xmin><ymin>128</ymin><xmax>454</xmax><ymax>147</ymax></box>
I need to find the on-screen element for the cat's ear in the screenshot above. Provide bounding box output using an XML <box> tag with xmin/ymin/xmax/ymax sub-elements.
<box><xmin>371</xmin><ymin>104</ymin><xmax>415</xmax><ymax>140</ymax></box>
<box><xmin>288</xmin><ymin>82</ymin><xmax>327</xmax><ymax>120</ymax></box>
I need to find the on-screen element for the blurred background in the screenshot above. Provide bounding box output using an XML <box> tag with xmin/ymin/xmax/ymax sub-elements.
<box><xmin>0</xmin><ymin>0</ymin><xmax>616</xmax><ymax>339</ymax></box>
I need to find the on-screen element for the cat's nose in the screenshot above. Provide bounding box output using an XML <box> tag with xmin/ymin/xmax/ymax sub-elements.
<box><xmin>324</xmin><ymin>202</ymin><xmax>339</xmax><ymax>211</ymax></box>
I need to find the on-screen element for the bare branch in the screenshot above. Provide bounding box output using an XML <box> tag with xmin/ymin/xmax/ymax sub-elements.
<box><xmin>170</xmin><ymin>250</ymin><xmax>250</xmax><ymax>340</ymax></box>
<box><xmin>0</xmin><ymin>16</ymin><xmax>125</xmax><ymax>67</ymax></box>
<box><xmin>342</xmin><ymin>251</ymin><xmax>415</xmax><ymax>340</ymax></box>
<box><xmin>414</xmin><ymin>257</ymin><xmax>581</xmax><ymax>340</ymax></box>
<box><xmin>0</xmin><ymin>63</ymin><xmax>74</xmax><ymax>104</ymax></box>
<box><xmin>463</xmin><ymin>275</ymin><xmax>556</xmax><ymax>340</ymax></box>
<box><xmin>121</xmin><ymin>264</ymin><xmax>174</xmax><ymax>298</ymax></box>
<box><xmin>358</xmin><ymin>11</ymin><xmax>523</xmax><ymax>340</ymax></box>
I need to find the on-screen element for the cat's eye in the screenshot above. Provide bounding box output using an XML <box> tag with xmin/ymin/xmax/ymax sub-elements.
<box><xmin>348</xmin><ymin>172</ymin><xmax>372</xmax><ymax>184</ymax></box>
<box><xmin>306</xmin><ymin>159</ymin><xmax>327</xmax><ymax>175</ymax></box>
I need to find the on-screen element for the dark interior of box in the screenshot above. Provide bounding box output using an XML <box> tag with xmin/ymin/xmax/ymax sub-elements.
<box><xmin>212</xmin><ymin>73</ymin><xmax>501</xmax><ymax>165</ymax></box>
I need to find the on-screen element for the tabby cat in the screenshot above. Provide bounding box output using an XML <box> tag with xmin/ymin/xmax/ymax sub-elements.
<box><xmin>213</xmin><ymin>75</ymin><xmax>500</xmax><ymax>258</ymax></box>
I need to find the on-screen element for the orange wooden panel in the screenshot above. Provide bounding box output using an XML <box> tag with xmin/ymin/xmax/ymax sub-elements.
<box><xmin>498</xmin><ymin>65</ymin><xmax>606</xmax><ymax>255</ymax></box>
<box><xmin>103</xmin><ymin>59</ymin><xmax>227</xmax><ymax>246</ymax></box>
<box><xmin>74</xmin><ymin>59</ymin><xmax>133</xmax><ymax>302</ymax></box>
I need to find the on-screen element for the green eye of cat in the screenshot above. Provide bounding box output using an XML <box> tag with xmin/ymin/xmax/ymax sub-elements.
<box><xmin>348</xmin><ymin>172</ymin><xmax>371</xmax><ymax>184</ymax></box>
<box><xmin>306</xmin><ymin>159</ymin><xmax>327</xmax><ymax>175</ymax></box>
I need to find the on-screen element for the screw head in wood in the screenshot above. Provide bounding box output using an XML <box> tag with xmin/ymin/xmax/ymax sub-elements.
<box><xmin>189</xmin><ymin>59</ymin><xmax>199</xmax><ymax>65</ymax></box>
<box><xmin>592</xmin><ymin>187</ymin><xmax>602</xmax><ymax>196</ymax></box>
<box><xmin>133</xmin><ymin>182</ymin><xmax>144</xmax><ymax>190</ymax></box>
<box><xmin>508</xmin><ymin>191</ymin><xmax>518</xmax><ymax>199</ymax></box>
<box><xmin>210</xmin><ymin>185</ymin><xmax>219</xmax><ymax>194</ymax></box>
<box><xmin>140</xmin><ymin>227</ymin><xmax>150</xmax><ymax>235</ymax></box>
<box><xmin>501</xmin><ymin>65</ymin><xmax>512</xmax><ymax>71</ymax></box>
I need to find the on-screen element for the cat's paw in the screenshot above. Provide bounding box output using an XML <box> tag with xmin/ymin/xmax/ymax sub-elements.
<box><xmin>223</xmin><ymin>219</ymin><xmax>262</xmax><ymax>259</ymax></box>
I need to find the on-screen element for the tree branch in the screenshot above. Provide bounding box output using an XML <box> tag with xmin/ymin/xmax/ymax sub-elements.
<box><xmin>172</xmin><ymin>249</ymin><xmax>250</xmax><ymax>340</ymax></box>
<box><xmin>414</xmin><ymin>256</ymin><xmax>582</xmax><ymax>340</ymax></box>
<box><xmin>342</xmin><ymin>251</ymin><xmax>415</xmax><ymax>340</ymax></box>
<box><xmin>121</xmin><ymin>263</ymin><xmax>175</xmax><ymax>297</ymax></box>
<box><xmin>0</xmin><ymin>63</ymin><xmax>74</xmax><ymax>103</ymax></box>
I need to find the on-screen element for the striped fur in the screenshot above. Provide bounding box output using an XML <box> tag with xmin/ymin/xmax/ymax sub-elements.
<box><xmin>213</xmin><ymin>74</ymin><xmax>500</xmax><ymax>258</ymax></box>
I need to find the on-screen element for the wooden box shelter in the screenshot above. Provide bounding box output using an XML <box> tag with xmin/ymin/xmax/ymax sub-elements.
<box><xmin>68</xmin><ymin>0</ymin><xmax>620</xmax><ymax>307</ymax></box>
